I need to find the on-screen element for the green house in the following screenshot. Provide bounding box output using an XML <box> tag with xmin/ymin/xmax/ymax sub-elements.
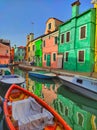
<box><xmin>58</xmin><ymin>1</ymin><xmax>96</xmax><ymax>72</ymax></box>
<box><xmin>34</xmin><ymin>37</ymin><xmax>42</xmax><ymax>67</ymax></box>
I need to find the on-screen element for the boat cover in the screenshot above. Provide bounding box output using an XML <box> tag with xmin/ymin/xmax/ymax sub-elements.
<box><xmin>12</xmin><ymin>97</ymin><xmax>54</xmax><ymax>130</ymax></box>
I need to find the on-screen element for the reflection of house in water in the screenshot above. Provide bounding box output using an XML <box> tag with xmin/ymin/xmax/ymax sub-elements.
<box><xmin>27</xmin><ymin>77</ymin><xmax>35</xmax><ymax>92</ymax></box>
<box><xmin>28</xmin><ymin>76</ymin><xmax>42</xmax><ymax>97</ymax></box>
<box><xmin>42</xmin><ymin>83</ymin><xmax>59</xmax><ymax>106</ymax></box>
<box><xmin>33</xmin><ymin>82</ymin><xmax>42</xmax><ymax>98</ymax></box>
<box><xmin>53</xmin><ymin>86</ymin><xmax>97</xmax><ymax>130</ymax></box>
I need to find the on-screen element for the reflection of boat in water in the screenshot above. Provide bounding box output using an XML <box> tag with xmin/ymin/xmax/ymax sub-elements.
<box><xmin>29</xmin><ymin>75</ymin><xmax>55</xmax><ymax>84</ymax></box>
<box><xmin>29</xmin><ymin>71</ymin><xmax>56</xmax><ymax>79</ymax></box>
<box><xmin>57</xmin><ymin>84</ymin><xmax>97</xmax><ymax>116</ymax></box>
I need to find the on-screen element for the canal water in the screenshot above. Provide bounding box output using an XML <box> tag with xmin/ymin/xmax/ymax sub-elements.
<box><xmin>0</xmin><ymin>66</ymin><xmax>97</xmax><ymax>130</ymax></box>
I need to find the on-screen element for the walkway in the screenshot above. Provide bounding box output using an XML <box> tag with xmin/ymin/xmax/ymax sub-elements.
<box><xmin>18</xmin><ymin>64</ymin><xmax>97</xmax><ymax>79</ymax></box>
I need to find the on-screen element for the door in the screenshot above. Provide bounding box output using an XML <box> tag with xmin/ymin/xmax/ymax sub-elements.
<box><xmin>46</xmin><ymin>54</ymin><xmax>51</xmax><ymax>67</ymax></box>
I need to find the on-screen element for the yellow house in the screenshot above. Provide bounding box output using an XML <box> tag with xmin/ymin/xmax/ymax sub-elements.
<box><xmin>26</xmin><ymin>33</ymin><xmax>34</xmax><ymax>62</ymax></box>
<box><xmin>28</xmin><ymin>40</ymin><xmax>35</xmax><ymax>62</ymax></box>
<box><xmin>92</xmin><ymin>0</ymin><xmax>97</xmax><ymax>72</ymax></box>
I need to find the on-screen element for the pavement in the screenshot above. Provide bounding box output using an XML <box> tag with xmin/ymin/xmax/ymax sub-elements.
<box><xmin>18</xmin><ymin>64</ymin><xmax>97</xmax><ymax>79</ymax></box>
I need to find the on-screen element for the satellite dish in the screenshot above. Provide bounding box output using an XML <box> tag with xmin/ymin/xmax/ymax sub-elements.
<box><xmin>91</xmin><ymin>0</ymin><xmax>97</xmax><ymax>4</ymax></box>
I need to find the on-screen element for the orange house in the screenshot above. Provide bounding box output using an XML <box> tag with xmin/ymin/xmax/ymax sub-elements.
<box><xmin>42</xmin><ymin>18</ymin><xmax>63</xmax><ymax>68</ymax></box>
<box><xmin>10</xmin><ymin>47</ymin><xmax>14</xmax><ymax>63</ymax></box>
<box><xmin>0</xmin><ymin>40</ymin><xmax>10</xmax><ymax>64</ymax></box>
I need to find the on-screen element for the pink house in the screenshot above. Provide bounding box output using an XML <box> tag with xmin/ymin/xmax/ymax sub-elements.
<box><xmin>0</xmin><ymin>39</ymin><xmax>10</xmax><ymax>64</ymax></box>
<box><xmin>42</xmin><ymin>18</ymin><xmax>63</xmax><ymax>68</ymax></box>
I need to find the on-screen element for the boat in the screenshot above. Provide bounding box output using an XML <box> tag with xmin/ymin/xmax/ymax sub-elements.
<box><xmin>0</xmin><ymin>74</ymin><xmax>25</xmax><ymax>85</ymax></box>
<box><xmin>58</xmin><ymin>74</ymin><xmax>97</xmax><ymax>101</ymax></box>
<box><xmin>0</xmin><ymin>67</ymin><xmax>11</xmax><ymax>75</ymax></box>
<box><xmin>29</xmin><ymin>70</ymin><xmax>56</xmax><ymax>79</ymax></box>
<box><xmin>3</xmin><ymin>84</ymin><xmax>72</xmax><ymax>130</ymax></box>
<box><xmin>0</xmin><ymin>64</ymin><xmax>8</xmax><ymax>68</ymax></box>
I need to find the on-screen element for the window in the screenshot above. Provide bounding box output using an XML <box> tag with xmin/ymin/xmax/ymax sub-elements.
<box><xmin>6</xmin><ymin>50</ymin><xmax>8</xmax><ymax>53</ymax></box>
<box><xmin>33</xmin><ymin>45</ymin><xmax>35</xmax><ymax>51</ymax></box>
<box><xmin>80</xmin><ymin>26</ymin><xmax>86</xmax><ymax>39</ymax></box>
<box><xmin>53</xmin><ymin>53</ymin><xmax>56</xmax><ymax>61</ymax></box>
<box><xmin>55</xmin><ymin>37</ymin><xmax>57</xmax><ymax>44</ymax></box>
<box><xmin>44</xmin><ymin>54</ymin><xmax>46</xmax><ymax>61</ymax></box>
<box><xmin>61</xmin><ymin>34</ymin><xmax>64</xmax><ymax>43</ymax></box>
<box><xmin>64</xmin><ymin>52</ymin><xmax>69</xmax><ymax>62</ymax></box>
<box><xmin>48</xmin><ymin>23</ymin><xmax>51</xmax><ymax>29</ymax></box>
<box><xmin>28</xmin><ymin>47</ymin><xmax>30</xmax><ymax>52</ymax></box>
<box><xmin>43</xmin><ymin>40</ymin><xmax>45</xmax><ymax>47</ymax></box>
<box><xmin>66</xmin><ymin>32</ymin><xmax>70</xmax><ymax>42</ymax></box>
<box><xmin>78</xmin><ymin>50</ymin><xmax>84</xmax><ymax>62</ymax></box>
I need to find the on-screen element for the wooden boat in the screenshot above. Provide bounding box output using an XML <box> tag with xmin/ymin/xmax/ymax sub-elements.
<box><xmin>0</xmin><ymin>74</ymin><xmax>25</xmax><ymax>85</ymax></box>
<box><xmin>58</xmin><ymin>74</ymin><xmax>97</xmax><ymax>101</ymax></box>
<box><xmin>3</xmin><ymin>84</ymin><xmax>72</xmax><ymax>130</ymax></box>
<box><xmin>29</xmin><ymin>70</ymin><xmax>56</xmax><ymax>79</ymax></box>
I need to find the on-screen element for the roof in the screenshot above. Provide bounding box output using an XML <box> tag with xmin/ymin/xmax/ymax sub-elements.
<box><xmin>18</xmin><ymin>46</ymin><xmax>25</xmax><ymax>49</ymax></box>
<box><xmin>45</xmin><ymin>17</ymin><xmax>64</xmax><ymax>24</ymax></box>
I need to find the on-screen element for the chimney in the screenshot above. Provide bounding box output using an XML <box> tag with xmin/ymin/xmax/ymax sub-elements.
<box><xmin>71</xmin><ymin>0</ymin><xmax>80</xmax><ymax>18</ymax></box>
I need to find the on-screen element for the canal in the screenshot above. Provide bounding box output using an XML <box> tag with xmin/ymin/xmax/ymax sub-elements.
<box><xmin>0</xmin><ymin>66</ymin><xmax>97</xmax><ymax>130</ymax></box>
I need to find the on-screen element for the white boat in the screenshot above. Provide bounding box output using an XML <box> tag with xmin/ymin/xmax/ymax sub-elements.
<box><xmin>58</xmin><ymin>74</ymin><xmax>97</xmax><ymax>101</ymax></box>
<box><xmin>0</xmin><ymin>74</ymin><xmax>25</xmax><ymax>85</ymax></box>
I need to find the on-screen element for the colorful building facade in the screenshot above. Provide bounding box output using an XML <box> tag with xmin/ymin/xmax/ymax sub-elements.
<box><xmin>58</xmin><ymin>1</ymin><xmax>96</xmax><ymax>72</ymax></box>
<box><xmin>42</xmin><ymin>18</ymin><xmax>63</xmax><ymax>68</ymax></box>
<box><xmin>26</xmin><ymin>33</ymin><xmax>34</xmax><ymax>62</ymax></box>
<box><xmin>92</xmin><ymin>1</ymin><xmax>97</xmax><ymax>72</ymax></box>
<box><xmin>0</xmin><ymin>39</ymin><xmax>10</xmax><ymax>64</ymax></box>
<box><xmin>14</xmin><ymin>45</ymin><xmax>26</xmax><ymax>62</ymax></box>
<box><xmin>34</xmin><ymin>37</ymin><xmax>43</xmax><ymax>67</ymax></box>
<box><xmin>10</xmin><ymin>47</ymin><xmax>14</xmax><ymax>63</ymax></box>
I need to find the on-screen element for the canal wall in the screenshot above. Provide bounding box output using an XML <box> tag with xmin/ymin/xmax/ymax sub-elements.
<box><xmin>18</xmin><ymin>64</ymin><xmax>97</xmax><ymax>78</ymax></box>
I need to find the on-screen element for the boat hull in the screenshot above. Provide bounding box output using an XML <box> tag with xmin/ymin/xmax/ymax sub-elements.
<box><xmin>0</xmin><ymin>74</ymin><xmax>25</xmax><ymax>85</ymax></box>
<box><xmin>59</xmin><ymin>77</ymin><xmax>97</xmax><ymax>101</ymax></box>
<box><xmin>3</xmin><ymin>84</ymin><xmax>72</xmax><ymax>130</ymax></box>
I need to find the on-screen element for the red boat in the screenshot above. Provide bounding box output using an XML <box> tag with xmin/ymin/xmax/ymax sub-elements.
<box><xmin>3</xmin><ymin>84</ymin><xmax>72</xmax><ymax>130</ymax></box>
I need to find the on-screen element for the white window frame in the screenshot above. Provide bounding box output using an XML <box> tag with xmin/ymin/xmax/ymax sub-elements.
<box><xmin>79</xmin><ymin>25</ymin><xmax>87</xmax><ymax>40</ymax></box>
<box><xmin>64</xmin><ymin>51</ymin><xmax>69</xmax><ymax>62</ymax></box>
<box><xmin>60</xmin><ymin>33</ymin><xmax>64</xmax><ymax>44</ymax></box>
<box><xmin>65</xmin><ymin>31</ymin><xmax>71</xmax><ymax>43</ymax></box>
<box><xmin>77</xmin><ymin>50</ymin><xmax>85</xmax><ymax>63</ymax></box>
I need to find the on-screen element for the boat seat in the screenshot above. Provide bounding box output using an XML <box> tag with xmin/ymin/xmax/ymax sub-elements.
<box><xmin>12</xmin><ymin>97</ymin><xmax>54</xmax><ymax>130</ymax></box>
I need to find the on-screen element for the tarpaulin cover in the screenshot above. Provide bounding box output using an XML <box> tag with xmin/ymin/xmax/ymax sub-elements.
<box><xmin>12</xmin><ymin>97</ymin><xmax>54</xmax><ymax>130</ymax></box>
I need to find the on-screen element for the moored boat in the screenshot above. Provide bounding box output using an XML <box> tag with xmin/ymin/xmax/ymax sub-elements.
<box><xmin>29</xmin><ymin>70</ymin><xmax>56</xmax><ymax>79</ymax></box>
<box><xmin>0</xmin><ymin>64</ymin><xmax>8</xmax><ymax>68</ymax></box>
<box><xmin>58</xmin><ymin>74</ymin><xmax>97</xmax><ymax>101</ymax></box>
<box><xmin>0</xmin><ymin>74</ymin><xmax>25</xmax><ymax>85</ymax></box>
<box><xmin>3</xmin><ymin>84</ymin><xmax>72</xmax><ymax>130</ymax></box>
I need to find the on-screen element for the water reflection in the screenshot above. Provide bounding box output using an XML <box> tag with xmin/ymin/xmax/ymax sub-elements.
<box><xmin>0</xmin><ymin>67</ymin><xmax>97</xmax><ymax>130</ymax></box>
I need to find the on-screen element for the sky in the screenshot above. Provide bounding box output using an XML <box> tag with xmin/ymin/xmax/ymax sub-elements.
<box><xmin>0</xmin><ymin>0</ymin><xmax>93</xmax><ymax>47</ymax></box>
